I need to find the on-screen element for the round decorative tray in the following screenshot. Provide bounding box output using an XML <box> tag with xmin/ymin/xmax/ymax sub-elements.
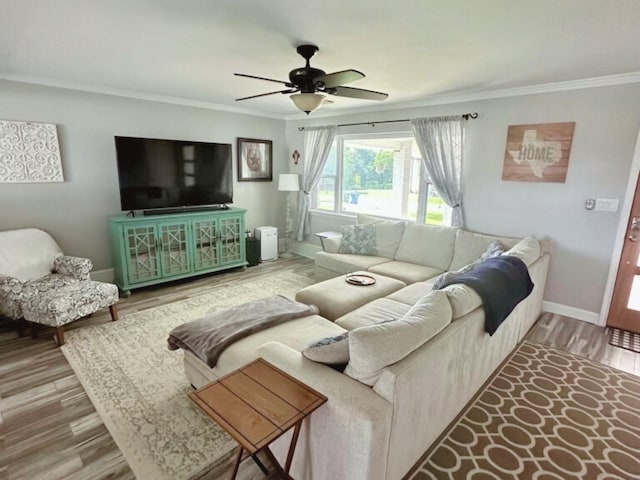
<box><xmin>345</xmin><ymin>273</ymin><xmax>377</xmax><ymax>286</ymax></box>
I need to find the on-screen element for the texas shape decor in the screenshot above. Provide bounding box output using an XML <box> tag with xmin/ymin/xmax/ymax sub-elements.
<box><xmin>0</xmin><ymin>120</ymin><xmax>64</xmax><ymax>183</ymax></box>
<box><xmin>502</xmin><ymin>122</ymin><xmax>575</xmax><ymax>183</ymax></box>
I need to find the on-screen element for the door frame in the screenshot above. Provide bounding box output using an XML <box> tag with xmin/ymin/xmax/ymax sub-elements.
<box><xmin>600</xmin><ymin>124</ymin><xmax>640</xmax><ymax>326</ymax></box>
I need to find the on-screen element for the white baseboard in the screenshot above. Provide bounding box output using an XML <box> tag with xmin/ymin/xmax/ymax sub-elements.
<box><xmin>542</xmin><ymin>301</ymin><xmax>600</xmax><ymax>325</ymax></box>
<box><xmin>91</xmin><ymin>268</ymin><xmax>114</xmax><ymax>283</ymax></box>
<box><xmin>292</xmin><ymin>241</ymin><xmax>321</xmax><ymax>259</ymax></box>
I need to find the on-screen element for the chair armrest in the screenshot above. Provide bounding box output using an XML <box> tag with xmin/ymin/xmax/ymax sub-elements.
<box><xmin>53</xmin><ymin>255</ymin><xmax>93</xmax><ymax>281</ymax></box>
<box><xmin>0</xmin><ymin>274</ymin><xmax>28</xmax><ymax>319</ymax></box>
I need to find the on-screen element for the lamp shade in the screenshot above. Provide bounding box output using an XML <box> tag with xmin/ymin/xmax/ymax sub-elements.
<box><xmin>290</xmin><ymin>93</ymin><xmax>324</xmax><ymax>114</ymax></box>
<box><xmin>278</xmin><ymin>173</ymin><xmax>300</xmax><ymax>192</ymax></box>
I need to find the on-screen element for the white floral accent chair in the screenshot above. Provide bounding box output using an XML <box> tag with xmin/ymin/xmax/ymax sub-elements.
<box><xmin>0</xmin><ymin>228</ymin><xmax>119</xmax><ymax>345</ymax></box>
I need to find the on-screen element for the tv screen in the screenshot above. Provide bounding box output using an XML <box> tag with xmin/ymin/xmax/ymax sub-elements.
<box><xmin>114</xmin><ymin>136</ymin><xmax>233</xmax><ymax>212</ymax></box>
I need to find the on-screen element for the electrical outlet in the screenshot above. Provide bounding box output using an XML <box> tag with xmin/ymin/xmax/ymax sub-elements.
<box><xmin>595</xmin><ymin>198</ymin><xmax>619</xmax><ymax>212</ymax></box>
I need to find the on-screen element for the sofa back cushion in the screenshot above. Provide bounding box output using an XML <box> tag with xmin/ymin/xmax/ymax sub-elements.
<box><xmin>357</xmin><ymin>213</ymin><xmax>406</xmax><ymax>259</ymax></box>
<box><xmin>442</xmin><ymin>283</ymin><xmax>483</xmax><ymax>320</ymax></box>
<box><xmin>502</xmin><ymin>236</ymin><xmax>541</xmax><ymax>266</ymax></box>
<box><xmin>344</xmin><ymin>290</ymin><xmax>452</xmax><ymax>386</ymax></box>
<box><xmin>394</xmin><ymin>223</ymin><xmax>456</xmax><ymax>270</ymax></box>
<box><xmin>449</xmin><ymin>229</ymin><xmax>521</xmax><ymax>272</ymax></box>
<box><xmin>0</xmin><ymin>228</ymin><xmax>62</xmax><ymax>282</ymax></box>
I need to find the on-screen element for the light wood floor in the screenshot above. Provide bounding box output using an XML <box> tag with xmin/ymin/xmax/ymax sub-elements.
<box><xmin>1</xmin><ymin>255</ymin><xmax>638</xmax><ymax>480</ymax></box>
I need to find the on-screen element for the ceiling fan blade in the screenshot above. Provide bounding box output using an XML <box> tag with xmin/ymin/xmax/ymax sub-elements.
<box><xmin>316</xmin><ymin>69</ymin><xmax>365</xmax><ymax>88</ymax></box>
<box><xmin>330</xmin><ymin>86</ymin><xmax>388</xmax><ymax>101</ymax></box>
<box><xmin>235</xmin><ymin>89</ymin><xmax>297</xmax><ymax>101</ymax></box>
<box><xmin>234</xmin><ymin>73</ymin><xmax>294</xmax><ymax>87</ymax></box>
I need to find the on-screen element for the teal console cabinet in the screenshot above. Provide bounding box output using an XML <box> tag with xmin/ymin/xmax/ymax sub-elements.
<box><xmin>108</xmin><ymin>208</ymin><xmax>247</xmax><ymax>295</ymax></box>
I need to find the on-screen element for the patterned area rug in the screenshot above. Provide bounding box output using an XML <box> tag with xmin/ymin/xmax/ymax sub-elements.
<box><xmin>61</xmin><ymin>272</ymin><xmax>315</xmax><ymax>480</ymax></box>
<box><xmin>409</xmin><ymin>341</ymin><xmax>640</xmax><ymax>480</ymax></box>
<box><xmin>609</xmin><ymin>327</ymin><xmax>640</xmax><ymax>353</ymax></box>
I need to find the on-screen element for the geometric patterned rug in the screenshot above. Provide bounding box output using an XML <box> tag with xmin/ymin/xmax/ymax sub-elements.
<box><xmin>609</xmin><ymin>327</ymin><xmax>640</xmax><ymax>353</ymax></box>
<box><xmin>407</xmin><ymin>341</ymin><xmax>640</xmax><ymax>480</ymax></box>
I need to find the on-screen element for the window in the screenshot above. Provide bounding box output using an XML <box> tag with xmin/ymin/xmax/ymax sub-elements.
<box><xmin>314</xmin><ymin>134</ymin><xmax>451</xmax><ymax>225</ymax></box>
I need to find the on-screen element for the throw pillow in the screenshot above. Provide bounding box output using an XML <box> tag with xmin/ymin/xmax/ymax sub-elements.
<box><xmin>303</xmin><ymin>332</ymin><xmax>350</xmax><ymax>365</ymax></box>
<box><xmin>432</xmin><ymin>264</ymin><xmax>474</xmax><ymax>290</ymax></box>
<box><xmin>502</xmin><ymin>237</ymin><xmax>541</xmax><ymax>266</ymax></box>
<box><xmin>480</xmin><ymin>240</ymin><xmax>504</xmax><ymax>261</ymax></box>
<box><xmin>338</xmin><ymin>224</ymin><xmax>377</xmax><ymax>255</ymax></box>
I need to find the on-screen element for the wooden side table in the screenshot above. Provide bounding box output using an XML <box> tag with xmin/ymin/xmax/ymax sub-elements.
<box><xmin>189</xmin><ymin>358</ymin><xmax>327</xmax><ymax>479</ymax></box>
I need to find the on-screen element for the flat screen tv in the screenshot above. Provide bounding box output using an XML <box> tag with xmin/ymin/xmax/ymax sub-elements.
<box><xmin>114</xmin><ymin>136</ymin><xmax>233</xmax><ymax>213</ymax></box>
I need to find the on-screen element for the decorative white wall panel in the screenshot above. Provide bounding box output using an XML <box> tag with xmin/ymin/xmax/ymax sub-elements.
<box><xmin>0</xmin><ymin>120</ymin><xmax>64</xmax><ymax>183</ymax></box>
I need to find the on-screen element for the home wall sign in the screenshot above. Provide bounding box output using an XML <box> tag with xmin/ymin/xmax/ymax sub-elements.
<box><xmin>502</xmin><ymin>122</ymin><xmax>575</xmax><ymax>183</ymax></box>
<box><xmin>0</xmin><ymin>120</ymin><xmax>64</xmax><ymax>183</ymax></box>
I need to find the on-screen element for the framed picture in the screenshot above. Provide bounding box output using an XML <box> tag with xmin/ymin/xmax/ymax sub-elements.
<box><xmin>502</xmin><ymin>122</ymin><xmax>575</xmax><ymax>183</ymax></box>
<box><xmin>237</xmin><ymin>138</ymin><xmax>273</xmax><ymax>182</ymax></box>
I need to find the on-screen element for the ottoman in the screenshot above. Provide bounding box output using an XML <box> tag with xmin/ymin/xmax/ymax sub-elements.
<box><xmin>295</xmin><ymin>271</ymin><xmax>406</xmax><ymax>321</ymax></box>
<box><xmin>22</xmin><ymin>280</ymin><xmax>120</xmax><ymax>345</ymax></box>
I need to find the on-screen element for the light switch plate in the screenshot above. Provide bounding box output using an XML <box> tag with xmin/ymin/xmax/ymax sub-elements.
<box><xmin>595</xmin><ymin>198</ymin><xmax>619</xmax><ymax>212</ymax></box>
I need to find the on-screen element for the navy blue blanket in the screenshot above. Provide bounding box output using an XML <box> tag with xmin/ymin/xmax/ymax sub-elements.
<box><xmin>437</xmin><ymin>256</ymin><xmax>534</xmax><ymax>335</ymax></box>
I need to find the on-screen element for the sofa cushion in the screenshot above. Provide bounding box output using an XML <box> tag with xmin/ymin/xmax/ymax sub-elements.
<box><xmin>336</xmin><ymin>298</ymin><xmax>411</xmax><ymax>330</ymax></box>
<box><xmin>394</xmin><ymin>224</ymin><xmax>456</xmax><ymax>270</ymax></box>
<box><xmin>368</xmin><ymin>261</ymin><xmax>444</xmax><ymax>284</ymax></box>
<box><xmin>338</xmin><ymin>224</ymin><xmax>377</xmax><ymax>255</ymax></box>
<box><xmin>357</xmin><ymin>214</ymin><xmax>406</xmax><ymax>259</ymax></box>
<box><xmin>386</xmin><ymin>279</ymin><xmax>436</xmax><ymax>305</ymax></box>
<box><xmin>434</xmin><ymin>241</ymin><xmax>503</xmax><ymax>290</ymax></box>
<box><xmin>297</xmin><ymin>272</ymin><xmax>406</xmax><ymax>322</ymax></box>
<box><xmin>314</xmin><ymin>251</ymin><xmax>391</xmax><ymax>275</ymax></box>
<box><xmin>449</xmin><ymin>229</ymin><xmax>521</xmax><ymax>272</ymax></box>
<box><xmin>442</xmin><ymin>283</ymin><xmax>483</xmax><ymax>320</ymax></box>
<box><xmin>344</xmin><ymin>290</ymin><xmax>452</xmax><ymax>386</ymax></box>
<box><xmin>502</xmin><ymin>236</ymin><xmax>541</xmax><ymax>266</ymax></box>
<box><xmin>207</xmin><ymin>314</ymin><xmax>347</xmax><ymax>377</ymax></box>
<box><xmin>302</xmin><ymin>331</ymin><xmax>350</xmax><ymax>365</ymax></box>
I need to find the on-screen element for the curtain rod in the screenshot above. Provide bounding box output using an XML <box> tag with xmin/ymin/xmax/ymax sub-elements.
<box><xmin>297</xmin><ymin>112</ymin><xmax>478</xmax><ymax>131</ymax></box>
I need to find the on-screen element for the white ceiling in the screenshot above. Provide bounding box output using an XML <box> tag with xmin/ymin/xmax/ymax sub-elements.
<box><xmin>2</xmin><ymin>0</ymin><xmax>640</xmax><ymax>118</ymax></box>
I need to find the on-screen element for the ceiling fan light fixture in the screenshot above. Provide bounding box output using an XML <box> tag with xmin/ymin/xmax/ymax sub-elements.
<box><xmin>290</xmin><ymin>93</ymin><xmax>325</xmax><ymax>114</ymax></box>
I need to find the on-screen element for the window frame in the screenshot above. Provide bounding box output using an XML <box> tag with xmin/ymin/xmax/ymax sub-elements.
<box><xmin>311</xmin><ymin>131</ymin><xmax>440</xmax><ymax>225</ymax></box>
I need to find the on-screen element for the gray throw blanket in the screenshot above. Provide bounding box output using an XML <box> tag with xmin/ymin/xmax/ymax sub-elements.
<box><xmin>167</xmin><ymin>295</ymin><xmax>318</xmax><ymax>367</ymax></box>
<box><xmin>435</xmin><ymin>256</ymin><xmax>534</xmax><ymax>336</ymax></box>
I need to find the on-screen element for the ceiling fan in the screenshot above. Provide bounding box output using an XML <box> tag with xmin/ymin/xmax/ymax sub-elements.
<box><xmin>234</xmin><ymin>44</ymin><xmax>388</xmax><ymax>114</ymax></box>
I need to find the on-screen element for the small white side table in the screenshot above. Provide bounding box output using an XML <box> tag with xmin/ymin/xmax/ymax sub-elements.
<box><xmin>315</xmin><ymin>231</ymin><xmax>341</xmax><ymax>251</ymax></box>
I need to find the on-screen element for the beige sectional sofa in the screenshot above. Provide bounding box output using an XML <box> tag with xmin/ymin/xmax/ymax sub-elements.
<box><xmin>182</xmin><ymin>218</ymin><xmax>550</xmax><ymax>480</ymax></box>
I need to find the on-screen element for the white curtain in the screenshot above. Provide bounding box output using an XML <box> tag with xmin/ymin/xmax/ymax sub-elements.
<box><xmin>411</xmin><ymin>116</ymin><xmax>465</xmax><ymax>227</ymax></box>
<box><xmin>295</xmin><ymin>125</ymin><xmax>337</xmax><ymax>241</ymax></box>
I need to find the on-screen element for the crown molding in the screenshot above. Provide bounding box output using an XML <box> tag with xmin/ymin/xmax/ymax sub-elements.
<box><xmin>3</xmin><ymin>71</ymin><xmax>640</xmax><ymax>123</ymax></box>
<box><xmin>0</xmin><ymin>73</ymin><xmax>287</xmax><ymax>120</ymax></box>
<box><xmin>284</xmin><ymin>71</ymin><xmax>640</xmax><ymax>121</ymax></box>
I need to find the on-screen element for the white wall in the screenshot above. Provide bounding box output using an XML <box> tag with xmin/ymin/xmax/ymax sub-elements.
<box><xmin>285</xmin><ymin>84</ymin><xmax>640</xmax><ymax>315</ymax></box>
<box><xmin>0</xmin><ymin>80</ymin><xmax>286</xmax><ymax>270</ymax></box>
